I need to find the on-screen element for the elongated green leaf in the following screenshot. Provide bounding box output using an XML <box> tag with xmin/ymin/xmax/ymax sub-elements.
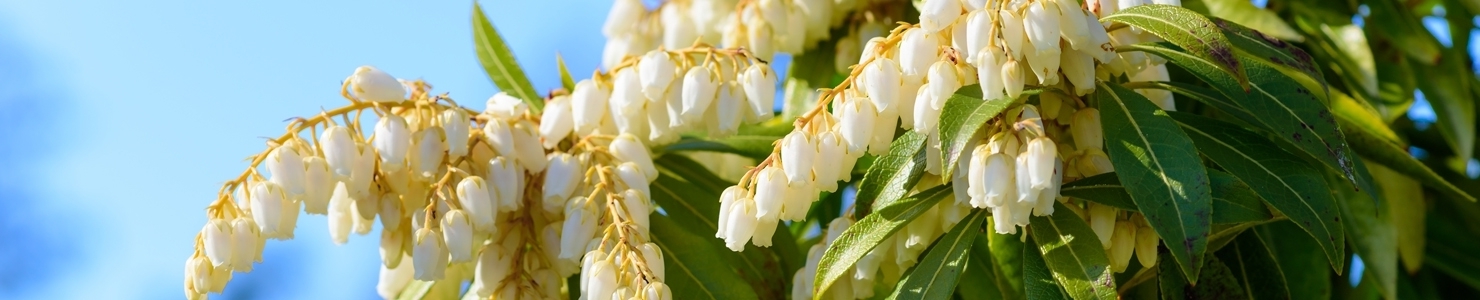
<box><xmin>1096</xmin><ymin>82</ymin><xmax>1213</xmax><ymax>282</ymax></box>
<box><xmin>888</xmin><ymin>209</ymin><xmax>986</xmax><ymax>299</ymax></box>
<box><xmin>1255</xmin><ymin>221</ymin><xmax>1332</xmax><ymax>299</ymax></box>
<box><xmin>665</xmin><ymin>135</ymin><xmax>781</xmax><ymax>160</ymax></box>
<box><xmin>1127</xmin><ymin>80</ymin><xmax>1259</xmax><ymax>125</ymax></box>
<box><xmin>1215</xmin><ymin>232</ymin><xmax>1293</xmax><ymax>299</ymax></box>
<box><xmin>651</xmin><ymin>215</ymin><xmax>761</xmax><ymax>300</ymax></box>
<box><xmin>1364</xmin><ymin>0</ymin><xmax>1442</xmax><ymax>64</ymax></box>
<box><xmin>1061</xmin><ymin>172</ymin><xmax>1273</xmax><ymax>224</ymax></box>
<box><xmin>855</xmin><ymin>131</ymin><xmax>927</xmax><ymax>216</ymax></box>
<box><xmin>1023</xmin><ymin>234</ymin><xmax>1070</xmax><ymax>300</ymax></box>
<box><xmin>1426</xmin><ymin>211</ymin><xmax>1480</xmax><ymax>290</ymax></box>
<box><xmin>1103</xmin><ymin>4</ymin><xmax>1247</xmax><ymax>88</ymax></box>
<box><xmin>556</xmin><ymin>53</ymin><xmax>575</xmax><ymax>91</ymax></box>
<box><xmin>1368</xmin><ymin>163</ymin><xmax>1425</xmax><ymax>273</ymax></box>
<box><xmin>1214</xmin><ymin>17</ymin><xmax>1327</xmax><ymax>97</ymax></box>
<box><xmin>1202</xmin><ymin>0</ymin><xmax>1303</xmax><ymax>41</ymax></box>
<box><xmin>814</xmin><ymin>186</ymin><xmax>952</xmax><ymax>298</ymax></box>
<box><xmin>958</xmin><ymin>234</ymin><xmax>1015</xmax><ymax>299</ymax></box>
<box><xmin>472</xmin><ymin>3</ymin><xmax>542</xmax><ymax>110</ymax></box>
<box><xmin>1126</xmin><ymin>42</ymin><xmax>1364</xmax><ymax>192</ymax></box>
<box><xmin>1415</xmin><ymin>53</ymin><xmax>1477</xmax><ymax>162</ymax></box>
<box><xmin>987</xmin><ymin>224</ymin><xmax>1027</xmax><ymax>298</ymax></box>
<box><xmin>1330</xmin><ymin>163</ymin><xmax>1397</xmax><ymax>300</ymax></box>
<box><xmin>937</xmin><ymin>85</ymin><xmax>1040</xmax><ymax>177</ymax></box>
<box><xmin>1159</xmin><ymin>254</ymin><xmax>1247</xmax><ymax>300</ymax></box>
<box><xmin>1170</xmin><ymin>112</ymin><xmax>1344</xmax><ymax>271</ymax></box>
<box><xmin>1343</xmin><ymin>121</ymin><xmax>1475</xmax><ymax>201</ymax></box>
<box><xmin>1030</xmin><ymin>201</ymin><xmax>1117</xmax><ymax>300</ymax></box>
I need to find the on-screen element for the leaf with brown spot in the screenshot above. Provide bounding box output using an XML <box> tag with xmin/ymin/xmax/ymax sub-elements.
<box><xmin>1103</xmin><ymin>4</ymin><xmax>1249</xmax><ymax>89</ymax></box>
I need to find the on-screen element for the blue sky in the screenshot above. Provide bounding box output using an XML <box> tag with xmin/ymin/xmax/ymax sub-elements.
<box><xmin>0</xmin><ymin>1</ymin><xmax>611</xmax><ymax>299</ymax></box>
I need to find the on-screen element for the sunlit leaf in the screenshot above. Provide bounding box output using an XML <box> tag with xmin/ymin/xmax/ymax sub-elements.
<box><xmin>936</xmin><ymin>85</ymin><xmax>1040</xmax><ymax>177</ymax></box>
<box><xmin>813</xmin><ymin>186</ymin><xmax>952</xmax><ymax>298</ymax></box>
<box><xmin>651</xmin><ymin>215</ymin><xmax>762</xmax><ymax>300</ymax></box>
<box><xmin>887</xmin><ymin>209</ymin><xmax>986</xmax><ymax>299</ymax></box>
<box><xmin>471</xmin><ymin>3</ymin><xmax>542</xmax><ymax>110</ymax></box>
<box><xmin>1060</xmin><ymin>171</ymin><xmax>1273</xmax><ymax>224</ymax></box>
<box><xmin>1103</xmin><ymin>4</ymin><xmax>1248</xmax><ymax>88</ymax></box>
<box><xmin>855</xmin><ymin>131</ymin><xmax>927</xmax><ymax>216</ymax></box>
<box><xmin>1029</xmin><ymin>201</ymin><xmax>1118</xmax><ymax>300</ymax></box>
<box><xmin>1023</xmin><ymin>234</ymin><xmax>1070</xmax><ymax>300</ymax></box>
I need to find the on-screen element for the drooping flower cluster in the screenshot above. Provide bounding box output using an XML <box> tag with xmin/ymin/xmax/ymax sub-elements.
<box><xmin>602</xmin><ymin>0</ymin><xmax>872</xmax><ymax>67</ymax></box>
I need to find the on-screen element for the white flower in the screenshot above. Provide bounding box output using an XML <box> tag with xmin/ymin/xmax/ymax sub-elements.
<box><xmin>838</xmin><ymin>93</ymin><xmax>878</xmax><ymax>154</ymax></box>
<box><xmin>456</xmin><ymin>176</ymin><xmax>497</xmax><ymax>232</ymax></box>
<box><xmin>379</xmin><ymin>228</ymin><xmax>406</xmax><ymax>268</ymax></box>
<box><xmin>1024</xmin><ymin>45</ymin><xmax>1062</xmax><ymax>85</ymax></box>
<box><xmin>780</xmin><ymin>3</ymin><xmax>808</xmax><ymax>53</ymax></box>
<box><xmin>716</xmin><ymin>83</ymin><xmax>744</xmax><ymax>136</ymax></box>
<box><xmin>1080</xmin><ymin>148</ymin><xmax>1116</xmax><ymax>176</ymax></box>
<box><xmin>913</xmin><ymin>84</ymin><xmax>939</xmax><ymax>133</ymax></box>
<box><xmin>965</xmin><ymin>10</ymin><xmax>992</xmax><ymax>62</ymax></box>
<box><xmin>1072</xmin><ymin>108</ymin><xmax>1104</xmax><ymax>150</ymax></box>
<box><xmin>602</xmin><ymin>0</ymin><xmax>645</xmax><ymax>37</ymax></box>
<box><xmin>1032</xmin><ymin>159</ymin><xmax>1063</xmax><ymax>216</ymax></box>
<box><xmin>249</xmin><ymin>182</ymin><xmax>286</xmax><ymax>236</ymax></box>
<box><xmin>616</xmin><ymin>162</ymin><xmax>651</xmax><ymax>197</ymax></box>
<box><xmin>997</xmin><ymin>9</ymin><xmax>1027</xmax><ymax>60</ymax></box>
<box><xmin>349</xmin><ymin>142</ymin><xmax>376</xmax><ymax>200</ymax></box>
<box><xmin>1061</xmin><ymin>49</ymin><xmax>1098</xmax><ymax>95</ymax></box>
<box><xmin>639</xmin><ymin>242</ymin><xmax>665</xmax><ymax>281</ymax></box>
<box><xmin>1080</xmin><ymin>9</ymin><xmax>1116</xmax><ymax>62</ymax></box>
<box><xmin>751</xmin><ymin>213</ymin><xmax>780</xmax><ymax>247</ymax></box>
<box><xmin>265</xmin><ymin>144</ymin><xmax>306</xmax><ymax>199</ymax></box>
<box><xmin>814</xmin><ymin>131</ymin><xmax>846</xmax><ymax>192</ymax></box>
<box><xmin>983</xmin><ymin>153</ymin><xmax>1016</xmax><ymax>208</ymax></box>
<box><xmin>623</xmin><ymin>189</ymin><xmax>653</xmax><ymax>231</ymax></box>
<box><xmin>927</xmin><ymin>61</ymin><xmax>963</xmax><ymax>109</ymax></box>
<box><xmin>976</xmin><ymin>47</ymin><xmax>1005</xmax><ymax>100</ymax></box>
<box><xmin>748</xmin><ymin>18</ymin><xmax>777</xmax><ymax>61</ymax></box>
<box><xmin>754</xmin><ymin>166</ymin><xmax>787</xmax><ymax>220</ymax></box>
<box><xmin>660</xmin><ymin>2</ymin><xmax>698</xmax><ymax>49</ymax></box>
<box><xmin>412</xmin><ymin>227</ymin><xmax>449</xmax><ymax>280</ymax></box>
<box><xmin>782</xmin><ymin>180</ymin><xmax>814</xmax><ymax>221</ymax></box>
<box><xmin>1025</xmin><ymin>1</ymin><xmax>1064</xmax><ymax>53</ymax></box>
<box><xmin>487</xmin><ymin>157</ymin><xmax>521</xmax><ymax>212</ymax></box>
<box><xmin>275</xmin><ymin>195</ymin><xmax>300</xmax><ymax>240</ymax></box>
<box><xmin>542</xmin><ymin>153</ymin><xmax>582</xmax><ymax>211</ymax></box>
<box><xmin>511</xmin><ymin>120</ymin><xmax>547</xmax><ymax>173</ymax></box>
<box><xmin>441</xmin><ymin>110</ymin><xmax>470</xmax><ymax>159</ymax></box>
<box><xmin>1055</xmin><ymin>0</ymin><xmax>1090</xmax><ymax>49</ymax></box>
<box><xmin>484</xmin><ymin>119</ymin><xmax>516</xmax><ymax>157</ymax></box>
<box><xmin>639</xmin><ymin>51</ymin><xmax>679</xmax><ymax>101</ymax></box>
<box><xmin>1136</xmin><ymin>220</ymin><xmax>1160</xmax><ymax>268</ymax></box>
<box><xmin>202</xmin><ymin>219</ymin><xmax>233</xmax><ymax>268</ymax></box>
<box><xmin>741</xmin><ymin>63</ymin><xmax>777</xmax><ymax>121</ymax></box>
<box><xmin>319</xmin><ymin>126</ymin><xmax>357</xmax><ymax>178</ymax></box>
<box><xmin>645</xmin><ymin>282</ymin><xmax>674</xmax><ymax>300</ymax></box>
<box><xmin>868</xmin><ymin>108</ymin><xmax>898</xmax><ymax>156</ymax></box>
<box><xmin>378</xmin><ymin>194</ymin><xmax>402</xmax><ymax>234</ymax></box>
<box><xmin>834</xmin><ymin>35</ymin><xmax>860</xmax><ymax>74</ymax></box>
<box><xmin>610</xmin><ymin>133</ymin><xmax>658</xmax><ymax>179</ymax></box>
<box><xmin>1110</xmin><ymin>220</ymin><xmax>1137</xmax><ymax>272</ymax></box>
<box><xmin>560</xmin><ymin>200</ymin><xmax>600</xmax><ymax>259</ymax></box>
<box><xmin>722</xmin><ymin>200</ymin><xmax>758</xmax><ymax>251</ymax></box>
<box><xmin>898</xmin><ymin>28</ymin><xmax>939</xmax><ymax>80</ymax></box>
<box><xmin>1025</xmin><ymin>137</ymin><xmax>1058</xmax><ymax>190</ymax></box>
<box><xmin>410</xmin><ymin>128</ymin><xmax>444</xmax><ymax>180</ymax></box>
<box><xmin>587</xmin><ymin>259</ymin><xmax>619</xmax><ymax>300</ymax></box>
<box><xmin>301</xmin><ymin>156</ymin><xmax>332</xmax><ymax>215</ymax></box>
<box><xmin>374</xmin><ymin>114</ymin><xmax>412</xmax><ymax>172</ymax></box>
<box><xmin>1131</xmin><ymin>64</ymin><xmax>1176</xmax><ymax>111</ymax></box>
<box><xmin>861</xmin><ymin>57</ymin><xmax>902</xmax><ymax>112</ymax></box>
<box><xmin>328</xmin><ymin>182</ymin><xmax>354</xmax><ymax>245</ymax></box>
<box><xmin>681</xmin><ymin>65</ymin><xmax>720</xmax><ymax>122</ymax></box>
<box><xmin>1001</xmin><ymin>59</ymin><xmax>1026</xmax><ymax>98</ymax></box>
<box><xmin>610</xmin><ymin>67</ymin><xmax>646</xmax><ymax>115</ymax></box>
<box><xmin>798</xmin><ymin>0</ymin><xmax>833</xmax><ymax>40</ymax></box>
<box><xmin>485</xmin><ymin>92</ymin><xmax>530</xmax><ymax>120</ymax></box>
<box><xmin>572</xmin><ymin>79</ymin><xmax>611</xmax><ymax>134</ymax></box>
<box><xmin>920</xmin><ymin>0</ymin><xmax>962</xmax><ymax>33</ymax></box>
<box><xmin>780</xmin><ymin>131</ymin><xmax>818</xmax><ymax>185</ymax></box>
<box><xmin>377</xmin><ymin>254</ymin><xmax>415</xmax><ymax>300</ymax></box>
<box><xmin>967</xmin><ymin>145</ymin><xmax>989</xmax><ymax>207</ymax></box>
<box><xmin>540</xmin><ymin>95</ymin><xmax>575</xmax><ymax>149</ymax></box>
<box><xmin>347</xmin><ymin>66</ymin><xmax>407</xmax><ymax>103</ymax></box>
<box><xmin>475</xmin><ymin>241</ymin><xmax>514</xmax><ymax>297</ymax></box>
<box><xmin>442</xmin><ymin>209</ymin><xmax>475</xmax><ymax>263</ymax></box>
<box><xmin>226</xmin><ymin>217</ymin><xmax>261</xmax><ymax>272</ymax></box>
<box><xmin>1088</xmin><ymin>203</ymin><xmax>1118</xmax><ymax>248</ymax></box>
<box><xmin>647</xmin><ymin>89</ymin><xmax>677</xmax><ymax>143</ymax></box>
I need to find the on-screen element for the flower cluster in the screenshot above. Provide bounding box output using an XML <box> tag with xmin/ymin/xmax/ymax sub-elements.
<box><xmin>602</xmin><ymin>0</ymin><xmax>874</xmax><ymax>68</ymax></box>
<box><xmin>545</xmin><ymin>46</ymin><xmax>778</xmax><ymax>147</ymax></box>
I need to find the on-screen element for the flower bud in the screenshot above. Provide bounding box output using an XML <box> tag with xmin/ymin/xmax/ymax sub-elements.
<box><xmin>645</xmin><ymin>282</ymin><xmax>674</xmax><ymax>300</ymax></box>
<box><xmin>266</xmin><ymin>144</ymin><xmax>307</xmax><ymax>199</ymax></box>
<box><xmin>861</xmin><ymin>57</ymin><xmax>902</xmax><ymax>112</ymax></box>
<box><xmin>681</xmin><ymin>65</ymin><xmax>720</xmax><ymax>122</ymax></box>
<box><xmin>412</xmin><ymin>227</ymin><xmax>449</xmax><ymax>280</ymax></box>
<box><xmin>898</xmin><ymin>28</ymin><xmax>939</xmax><ymax>80</ymax></box>
<box><xmin>1061</xmin><ymin>50</ymin><xmax>1097</xmax><ymax>95</ymax></box>
<box><xmin>616</xmin><ymin>162</ymin><xmax>651</xmax><ymax>197</ymax></box>
<box><xmin>965</xmin><ymin>10</ymin><xmax>992</xmax><ymax>63</ymax></box>
<box><xmin>229</xmin><ymin>217</ymin><xmax>260</xmax><ymax>272</ymax></box>
<box><xmin>1131</xmin><ymin>64</ymin><xmax>1176</xmax><ymax>111</ymax></box>
<box><xmin>1001</xmin><ymin>59</ymin><xmax>1026</xmax><ymax>98</ymax></box>
<box><xmin>723</xmin><ymin>200</ymin><xmax>758</xmax><ymax>251</ymax></box>
<box><xmin>640</xmin><ymin>51</ymin><xmax>679</xmax><ymax>101</ymax></box>
<box><xmin>485</xmin><ymin>92</ymin><xmax>530</xmax><ymax>120</ymax></box>
<box><xmin>610</xmin><ymin>133</ymin><xmax>658</xmax><ymax>179</ymax></box>
<box><xmin>441</xmin><ymin>110</ymin><xmax>471</xmax><ymax>159</ymax></box>
<box><xmin>347</xmin><ymin>66</ymin><xmax>407</xmax><ymax>103</ymax></box>
<box><xmin>374</xmin><ymin>114</ymin><xmax>412</xmax><ymax>172</ymax></box>
<box><xmin>572</xmin><ymin>79</ymin><xmax>611</xmax><ymax>134</ymax></box>
<box><xmin>487</xmin><ymin>157</ymin><xmax>521</xmax><ymax>212</ymax></box>
<box><xmin>1071</xmin><ymin>108</ymin><xmax>1104</xmax><ymax>150</ymax></box>
<box><xmin>1024</xmin><ymin>45</ymin><xmax>1062</xmax><ymax>85</ymax></box>
<box><xmin>539</xmin><ymin>95</ymin><xmax>576</xmax><ymax>149</ymax></box>
<box><xmin>754</xmin><ymin>166</ymin><xmax>787</xmax><ymax>220</ymax></box>
<box><xmin>834</xmin><ymin>35</ymin><xmax>860</xmax><ymax>74</ymax></box>
<box><xmin>623</xmin><ymin>189</ymin><xmax>653</xmax><ymax>231</ymax></box>
<box><xmin>456</xmin><ymin>176</ymin><xmax>497</xmax><ymax>232</ymax></box>
<box><xmin>543</xmin><ymin>153</ymin><xmax>582</xmax><ymax>210</ymax></box>
<box><xmin>999</xmin><ymin>9</ymin><xmax>1027</xmax><ymax>60</ymax></box>
<box><xmin>1110</xmin><ymin>220</ymin><xmax>1137</xmax><ymax>272</ymax></box>
<box><xmin>1136</xmin><ymin>221</ymin><xmax>1160</xmax><ymax>268</ymax></box>
<box><xmin>967</xmin><ymin>145</ymin><xmax>989</xmax><ymax>206</ymax></box>
<box><xmin>380</xmin><ymin>227</ymin><xmax>406</xmax><ymax>268</ymax></box>
<box><xmin>920</xmin><ymin>0</ymin><xmax>962</xmax><ymax>33</ymax></box>
<box><xmin>328</xmin><ymin>182</ymin><xmax>354</xmax><ymax>245</ymax></box>
<box><xmin>1088</xmin><ymin>203</ymin><xmax>1117</xmax><ymax>248</ymax></box>
<box><xmin>249</xmin><ymin>182</ymin><xmax>286</xmax><ymax>236</ymax></box>
<box><xmin>587</xmin><ymin>259</ymin><xmax>619</xmax><ymax>300</ymax></box>
<box><xmin>814</xmin><ymin>132</ymin><xmax>846</xmax><ymax>192</ymax></box>
<box><xmin>741</xmin><ymin>64</ymin><xmax>778</xmax><ymax>121</ymax></box>
<box><xmin>202</xmin><ymin>219</ymin><xmax>233</xmax><ymax>268</ymax></box>
<box><xmin>320</xmin><ymin>126</ymin><xmax>357</xmax><ymax>178</ymax></box>
<box><xmin>976</xmin><ymin>47</ymin><xmax>1006</xmax><ymax>100</ymax></box>
<box><xmin>186</xmin><ymin>255</ymin><xmax>212</xmax><ymax>296</ymax></box>
<box><xmin>442</xmin><ymin>209</ymin><xmax>475</xmax><ymax>263</ymax></box>
<box><xmin>1026</xmin><ymin>137</ymin><xmax>1058</xmax><ymax>190</ymax></box>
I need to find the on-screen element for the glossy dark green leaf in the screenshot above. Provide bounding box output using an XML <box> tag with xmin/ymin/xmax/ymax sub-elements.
<box><xmin>1255</xmin><ymin>221</ymin><xmax>1333</xmax><ymax>298</ymax></box>
<box><xmin>936</xmin><ymin>85</ymin><xmax>1040</xmax><ymax>177</ymax></box>
<box><xmin>1060</xmin><ymin>172</ymin><xmax>1272</xmax><ymax>224</ymax></box>
<box><xmin>1126</xmin><ymin>80</ymin><xmax>1259</xmax><ymax>125</ymax></box>
<box><xmin>958</xmin><ymin>234</ymin><xmax>1016</xmax><ymax>299</ymax></box>
<box><xmin>1363</xmin><ymin>0</ymin><xmax>1443</xmax><ymax>63</ymax></box>
<box><xmin>1023</xmin><ymin>234</ymin><xmax>1070</xmax><ymax>300</ymax></box>
<box><xmin>1126</xmin><ymin>42</ymin><xmax>1365</xmax><ymax>193</ymax></box>
<box><xmin>664</xmin><ymin>135</ymin><xmax>781</xmax><ymax>160</ymax></box>
<box><xmin>471</xmin><ymin>3</ymin><xmax>541</xmax><ymax>110</ymax></box>
<box><xmin>1425</xmin><ymin>212</ymin><xmax>1480</xmax><ymax>290</ymax></box>
<box><xmin>1030</xmin><ymin>201</ymin><xmax>1118</xmax><ymax>300</ymax></box>
<box><xmin>1330</xmin><ymin>162</ymin><xmax>1397</xmax><ymax>300</ymax></box>
<box><xmin>1342</xmin><ymin>120</ymin><xmax>1475</xmax><ymax>201</ymax></box>
<box><xmin>1170</xmin><ymin>112</ymin><xmax>1344</xmax><ymax>272</ymax></box>
<box><xmin>1103</xmin><ymin>4</ymin><xmax>1248</xmax><ymax>88</ymax></box>
<box><xmin>1159</xmin><ymin>254</ymin><xmax>1247</xmax><ymax>300</ymax></box>
<box><xmin>651</xmin><ymin>215</ymin><xmax>762</xmax><ymax>300</ymax></box>
<box><xmin>855</xmin><ymin>131</ymin><xmax>927</xmax><ymax>216</ymax></box>
<box><xmin>813</xmin><ymin>186</ymin><xmax>952</xmax><ymax>298</ymax></box>
<box><xmin>987</xmin><ymin>224</ymin><xmax>1027</xmax><ymax>298</ymax></box>
<box><xmin>1215</xmin><ymin>232</ymin><xmax>1293</xmax><ymax>299</ymax></box>
<box><xmin>1214</xmin><ymin>17</ymin><xmax>1327</xmax><ymax>98</ymax></box>
<box><xmin>887</xmin><ymin>209</ymin><xmax>986</xmax><ymax>299</ymax></box>
<box><xmin>1096</xmin><ymin>82</ymin><xmax>1213</xmax><ymax>282</ymax></box>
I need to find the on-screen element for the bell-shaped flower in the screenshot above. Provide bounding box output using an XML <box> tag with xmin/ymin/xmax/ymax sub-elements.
<box><xmin>320</xmin><ymin>125</ymin><xmax>358</xmax><ymax>178</ymax></box>
<box><xmin>328</xmin><ymin>182</ymin><xmax>355</xmax><ymax>245</ymax></box>
<box><xmin>409</xmin><ymin>128</ymin><xmax>444</xmax><ymax>180</ymax></box>
<box><xmin>1001</xmin><ymin>59</ymin><xmax>1026</xmax><ymax>98</ymax></box>
<box><xmin>487</xmin><ymin>157</ymin><xmax>521</xmax><ymax>212</ymax></box>
<box><xmin>610</xmin><ymin>68</ymin><xmax>646</xmax><ymax>115</ymax></box>
<box><xmin>639</xmin><ymin>51</ymin><xmax>678</xmax><ymax>101</ymax></box>
<box><xmin>229</xmin><ymin>217</ymin><xmax>261</xmax><ymax>272</ymax></box>
<box><xmin>753</xmin><ymin>166</ymin><xmax>788</xmax><ymax>220</ymax></box>
<box><xmin>722</xmin><ymin>200</ymin><xmax>759</xmax><ymax>251</ymax></box>
<box><xmin>999</xmin><ymin>9</ymin><xmax>1028</xmax><ymax>60</ymax></box>
<box><xmin>412</xmin><ymin>227</ymin><xmax>449</xmax><ymax>280</ymax></box>
<box><xmin>813</xmin><ymin>132</ymin><xmax>846</xmax><ymax>192</ymax></box>
<box><xmin>680</xmin><ymin>65</ymin><xmax>720</xmax><ymax>123</ymax></box>
<box><xmin>838</xmin><ymin>93</ymin><xmax>877</xmax><ymax>153</ymax></box>
<box><xmin>1088</xmin><ymin>202</ymin><xmax>1118</xmax><ymax>248</ymax></box>
<box><xmin>919</xmin><ymin>0</ymin><xmax>961</xmax><ymax>33</ymax></box>
<box><xmin>441</xmin><ymin>109</ymin><xmax>471</xmax><ymax>159</ymax></box>
<box><xmin>265</xmin><ymin>143</ymin><xmax>306</xmax><ymax>199</ymax></box>
<box><xmin>539</xmin><ymin>95</ymin><xmax>575</xmax><ymax>149</ymax></box>
<box><xmin>861</xmin><ymin>57</ymin><xmax>902</xmax><ymax>112</ymax></box>
<box><xmin>249</xmin><ymin>182</ymin><xmax>286</xmax><ymax>236</ymax></box>
<box><xmin>740</xmin><ymin>64</ymin><xmax>778</xmax><ymax>122</ymax></box>
<box><xmin>780</xmin><ymin>131</ymin><xmax>818</xmax><ymax>185</ymax></box>
<box><xmin>485</xmin><ymin>92</ymin><xmax>530</xmax><ymax>120</ymax></box>
<box><xmin>441</xmin><ymin>209</ymin><xmax>475</xmax><ymax>263</ymax></box>
<box><xmin>347</xmin><ymin>66</ymin><xmax>407</xmax><ymax>103</ymax></box>
<box><xmin>542</xmin><ymin>153</ymin><xmax>582</xmax><ymax>210</ymax></box>
<box><xmin>623</xmin><ymin>189</ymin><xmax>653</xmax><ymax>231</ymax></box>
<box><xmin>1135</xmin><ymin>219</ymin><xmax>1160</xmax><ymax>268</ymax></box>
<box><xmin>202</xmin><ymin>219</ymin><xmax>233</xmax><ymax>268</ymax></box>
<box><xmin>374</xmin><ymin>114</ymin><xmax>412</xmax><ymax>172</ymax></box>
<box><xmin>1024</xmin><ymin>1</ymin><xmax>1064</xmax><ymax>52</ymax></box>
<box><xmin>511</xmin><ymin>120</ymin><xmax>547</xmax><ymax>173</ymax></box>
<box><xmin>302</xmin><ymin>156</ymin><xmax>332</xmax><ymax>214</ymax></box>
<box><xmin>1026</xmin><ymin>137</ymin><xmax>1058</xmax><ymax>190</ymax></box>
<box><xmin>898</xmin><ymin>28</ymin><xmax>939</xmax><ymax>80</ymax></box>
<box><xmin>571</xmin><ymin>79</ymin><xmax>611</xmax><ymax>134</ymax></box>
<box><xmin>609</xmin><ymin>133</ymin><xmax>657</xmax><ymax>179</ymax></box>
<box><xmin>1109</xmin><ymin>220</ymin><xmax>1137</xmax><ymax>272</ymax></box>
<box><xmin>456</xmin><ymin>176</ymin><xmax>497</xmax><ymax>232</ymax></box>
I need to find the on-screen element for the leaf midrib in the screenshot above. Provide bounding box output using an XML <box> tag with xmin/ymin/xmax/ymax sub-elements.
<box><xmin>815</xmin><ymin>189</ymin><xmax>946</xmax><ymax>298</ymax></box>
<box><xmin>1043</xmin><ymin>213</ymin><xmax>1112</xmax><ymax>299</ymax></box>
<box><xmin>651</xmin><ymin>232</ymin><xmax>720</xmax><ymax>298</ymax></box>
<box><xmin>914</xmin><ymin>214</ymin><xmax>977</xmax><ymax>297</ymax></box>
<box><xmin>1103</xmin><ymin>84</ymin><xmax>1190</xmax><ymax>244</ymax></box>
<box><xmin>1176</xmin><ymin>123</ymin><xmax>1333</xmax><ymax>245</ymax></box>
<box><xmin>472</xmin><ymin>8</ymin><xmax>536</xmax><ymax>102</ymax></box>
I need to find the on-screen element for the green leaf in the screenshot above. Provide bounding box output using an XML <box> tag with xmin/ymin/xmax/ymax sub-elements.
<box><xmin>1215</xmin><ymin>232</ymin><xmax>1293</xmax><ymax>299</ymax></box>
<box><xmin>1343</xmin><ymin>121</ymin><xmax>1475</xmax><ymax>201</ymax></box>
<box><xmin>1060</xmin><ymin>171</ymin><xmax>1273</xmax><ymax>224</ymax></box>
<box><xmin>986</xmin><ymin>224</ymin><xmax>1027</xmax><ymax>298</ymax></box>
<box><xmin>556</xmin><ymin>53</ymin><xmax>575</xmax><ymax>91</ymax></box>
<box><xmin>1425</xmin><ymin>210</ymin><xmax>1480</xmax><ymax>290</ymax></box>
<box><xmin>472</xmin><ymin>3</ymin><xmax>542</xmax><ymax>110</ymax></box>
<box><xmin>1103</xmin><ymin>4</ymin><xmax>1248</xmax><ymax>88</ymax></box>
<box><xmin>1255</xmin><ymin>221</ymin><xmax>1333</xmax><ymax>299</ymax></box>
<box><xmin>1029</xmin><ymin>201</ymin><xmax>1118</xmax><ymax>300</ymax></box>
<box><xmin>1126</xmin><ymin>80</ymin><xmax>1259</xmax><ymax>125</ymax></box>
<box><xmin>1126</xmin><ymin>42</ymin><xmax>1365</xmax><ymax>192</ymax></box>
<box><xmin>1363</xmin><ymin>0</ymin><xmax>1443</xmax><ymax>64</ymax></box>
<box><xmin>1202</xmin><ymin>0</ymin><xmax>1303</xmax><ymax>42</ymax></box>
<box><xmin>1023</xmin><ymin>234</ymin><xmax>1071</xmax><ymax>300</ymax></box>
<box><xmin>813</xmin><ymin>186</ymin><xmax>952</xmax><ymax>298</ymax></box>
<box><xmin>1368</xmin><ymin>162</ymin><xmax>1426</xmax><ymax>273</ymax></box>
<box><xmin>958</xmin><ymin>234</ymin><xmax>1015</xmax><ymax>299</ymax></box>
<box><xmin>1158</xmin><ymin>254</ymin><xmax>1248</xmax><ymax>300</ymax></box>
<box><xmin>1170</xmin><ymin>112</ymin><xmax>1345</xmax><ymax>272</ymax></box>
<box><xmin>651</xmin><ymin>158</ymin><xmax>790</xmax><ymax>298</ymax></box>
<box><xmin>855</xmin><ymin>131</ymin><xmax>928</xmax><ymax>216</ymax></box>
<box><xmin>651</xmin><ymin>215</ymin><xmax>762</xmax><ymax>300</ymax></box>
<box><xmin>1330</xmin><ymin>163</ymin><xmax>1397</xmax><ymax>300</ymax></box>
<box><xmin>1414</xmin><ymin>52</ymin><xmax>1477</xmax><ymax>162</ymax></box>
<box><xmin>1096</xmin><ymin>81</ymin><xmax>1213</xmax><ymax>282</ymax></box>
<box><xmin>664</xmin><ymin>135</ymin><xmax>781</xmax><ymax>161</ymax></box>
<box><xmin>936</xmin><ymin>85</ymin><xmax>1038</xmax><ymax>177</ymax></box>
<box><xmin>888</xmin><ymin>209</ymin><xmax>987</xmax><ymax>299</ymax></box>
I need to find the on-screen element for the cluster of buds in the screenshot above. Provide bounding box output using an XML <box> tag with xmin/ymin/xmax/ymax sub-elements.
<box><xmin>544</xmin><ymin>46</ymin><xmax>778</xmax><ymax>147</ymax></box>
<box><xmin>957</xmin><ymin>104</ymin><xmax>1063</xmax><ymax>234</ymax></box>
<box><xmin>602</xmin><ymin>0</ymin><xmax>877</xmax><ymax>67</ymax></box>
